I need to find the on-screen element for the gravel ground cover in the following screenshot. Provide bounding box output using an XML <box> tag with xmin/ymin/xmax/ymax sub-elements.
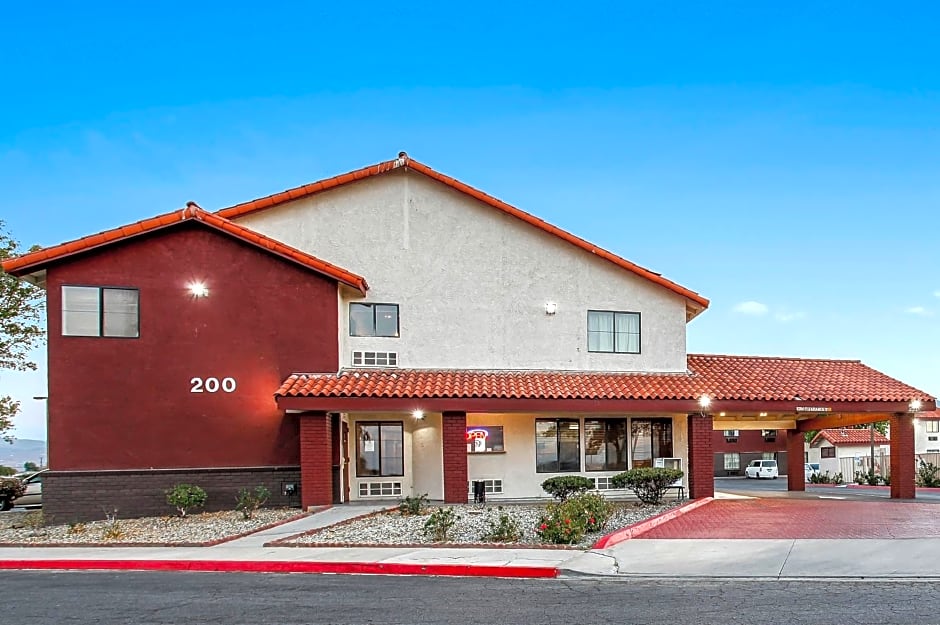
<box><xmin>280</xmin><ymin>501</ymin><xmax>679</xmax><ymax>549</ymax></box>
<box><xmin>0</xmin><ymin>508</ymin><xmax>305</xmax><ymax>546</ymax></box>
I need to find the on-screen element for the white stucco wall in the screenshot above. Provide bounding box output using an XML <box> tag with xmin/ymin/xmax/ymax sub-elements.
<box><xmin>915</xmin><ymin>419</ymin><xmax>940</xmax><ymax>453</ymax></box>
<box><xmin>237</xmin><ymin>169</ymin><xmax>690</xmax><ymax>372</ymax></box>
<box><xmin>347</xmin><ymin>412</ymin><xmax>688</xmax><ymax>502</ymax></box>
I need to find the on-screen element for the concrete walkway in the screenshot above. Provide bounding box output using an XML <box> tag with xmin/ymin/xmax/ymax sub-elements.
<box><xmin>4</xmin><ymin>498</ymin><xmax>940</xmax><ymax>579</ymax></box>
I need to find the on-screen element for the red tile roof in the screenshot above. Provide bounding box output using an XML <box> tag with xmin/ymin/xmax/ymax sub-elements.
<box><xmin>917</xmin><ymin>410</ymin><xmax>940</xmax><ymax>420</ymax></box>
<box><xmin>217</xmin><ymin>152</ymin><xmax>710</xmax><ymax>316</ymax></box>
<box><xmin>1</xmin><ymin>203</ymin><xmax>369</xmax><ymax>294</ymax></box>
<box><xmin>811</xmin><ymin>429</ymin><xmax>890</xmax><ymax>446</ymax></box>
<box><xmin>276</xmin><ymin>354</ymin><xmax>934</xmax><ymax>403</ymax></box>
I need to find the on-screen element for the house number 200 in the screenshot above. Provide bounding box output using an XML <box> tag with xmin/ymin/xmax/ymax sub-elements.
<box><xmin>190</xmin><ymin>377</ymin><xmax>237</xmax><ymax>393</ymax></box>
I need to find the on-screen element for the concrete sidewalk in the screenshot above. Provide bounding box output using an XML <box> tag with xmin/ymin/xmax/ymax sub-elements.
<box><xmin>4</xmin><ymin>501</ymin><xmax>940</xmax><ymax>579</ymax></box>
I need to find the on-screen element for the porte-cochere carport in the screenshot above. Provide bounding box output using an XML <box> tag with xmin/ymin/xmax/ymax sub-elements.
<box><xmin>275</xmin><ymin>354</ymin><xmax>936</xmax><ymax>509</ymax></box>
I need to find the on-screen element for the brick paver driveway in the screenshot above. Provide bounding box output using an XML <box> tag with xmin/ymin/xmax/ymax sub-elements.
<box><xmin>640</xmin><ymin>499</ymin><xmax>940</xmax><ymax>539</ymax></box>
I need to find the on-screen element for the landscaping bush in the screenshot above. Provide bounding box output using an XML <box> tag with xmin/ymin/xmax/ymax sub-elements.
<box><xmin>165</xmin><ymin>484</ymin><xmax>207</xmax><ymax>517</ymax></box>
<box><xmin>610</xmin><ymin>467</ymin><xmax>683</xmax><ymax>504</ymax></box>
<box><xmin>480</xmin><ymin>507</ymin><xmax>522</xmax><ymax>543</ymax></box>
<box><xmin>540</xmin><ymin>476</ymin><xmax>594</xmax><ymax>501</ymax></box>
<box><xmin>0</xmin><ymin>476</ymin><xmax>26</xmax><ymax>510</ymax></box>
<box><xmin>399</xmin><ymin>493</ymin><xmax>429</xmax><ymax>516</ymax></box>
<box><xmin>812</xmin><ymin>471</ymin><xmax>844</xmax><ymax>485</ymax></box>
<box><xmin>423</xmin><ymin>507</ymin><xmax>459</xmax><ymax>541</ymax></box>
<box><xmin>236</xmin><ymin>485</ymin><xmax>270</xmax><ymax>520</ymax></box>
<box><xmin>917</xmin><ymin>459</ymin><xmax>940</xmax><ymax>487</ymax></box>
<box><xmin>535</xmin><ymin>493</ymin><xmax>616</xmax><ymax>544</ymax></box>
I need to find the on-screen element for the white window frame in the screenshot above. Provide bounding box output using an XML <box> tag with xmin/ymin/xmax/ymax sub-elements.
<box><xmin>62</xmin><ymin>286</ymin><xmax>139</xmax><ymax>338</ymax></box>
<box><xmin>723</xmin><ymin>453</ymin><xmax>740</xmax><ymax>470</ymax></box>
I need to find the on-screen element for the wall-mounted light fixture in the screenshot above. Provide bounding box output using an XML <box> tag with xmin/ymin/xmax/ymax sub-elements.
<box><xmin>910</xmin><ymin>399</ymin><xmax>923</xmax><ymax>413</ymax></box>
<box><xmin>188</xmin><ymin>282</ymin><xmax>209</xmax><ymax>298</ymax></box>
<box><xmin>412</xmin><ymin>410</ymin><xmax>425</xmax><ymax>420</ymax></box>
<box><xmin>544</xmin><ymin>302</ymin><xmax>557</xmax><ymax>315</ymax></box>
<box><xmin>698</xmin><ymin>394</ymin><xmax>711</xmax><ymax>410</ymax></box>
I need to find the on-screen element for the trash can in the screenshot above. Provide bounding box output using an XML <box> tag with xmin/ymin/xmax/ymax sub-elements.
<box><xmin>472</xmin><ymin>480</ymin><xmax>486</xmax><ymax>504</ymax></box>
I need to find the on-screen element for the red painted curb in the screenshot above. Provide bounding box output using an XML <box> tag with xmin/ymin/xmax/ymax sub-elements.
<box><xmin>592</xmin><ymin>498</ymin><xmax>714</xmax><ymax>549</ymax></box>
<box><xmin>0</xmin><ymin>559</ymin><xmax>558</xmax><ymax>579</ymax></box>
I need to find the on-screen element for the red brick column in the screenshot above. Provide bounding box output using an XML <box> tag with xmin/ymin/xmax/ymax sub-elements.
<box><xmin>786</xmin><ymin>429</ymin><xmax>806</xmax><ymax>491</ymax></box>
<box><xmin>299</xmin><ymin>411</ymin><xmax>332</xmax><ymax>509</ymax></box>
<box><xmin>687</xmin><ymin>414</ymin><xmax>714</xmax><ymax>499</ymax></box>
<box><xmin>890</xmin><ymin>413</ymin><xmax>916</xmax><ymax>499</ymax></box>
<box><xmin>442</xmin><ymin>411</ymin><xmax>468</xmax><ymax>503</ymax></box>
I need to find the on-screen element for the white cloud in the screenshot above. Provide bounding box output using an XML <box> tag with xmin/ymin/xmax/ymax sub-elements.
<box><xmin>774</xmin><ymin>311</ymin><xmax>806</xmax><ymax>323</ymax></box>
<box><xmin>733</xmin><ymin>301</ymin><xmax>769</xmax><ymax>316</ymax></box>
<box><xmin>906</xmin><ymin>306</ymin><xmax>933</xmax><ymax>316</ymax></box>
<box><xmin>934</xmin><ymin>291</ymin><xmax>940</xmax><ymax>298</ymax></box>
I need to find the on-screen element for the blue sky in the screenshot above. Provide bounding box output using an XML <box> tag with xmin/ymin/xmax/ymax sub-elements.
<box><xmin>1</xmin><ymin>2</ymin><xmax>938</xmax><ymax>440</ymax></box>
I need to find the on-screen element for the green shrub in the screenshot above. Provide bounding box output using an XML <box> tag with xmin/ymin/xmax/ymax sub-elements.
<box><xmin>535</xmin><ymin>493</ymin><xmax>615</xmax><ymax>544</ymax></box>
<box><xmin>610</xmin><ymin>467</ymin><xmax>683</xmax><ymax>504</ymax></box>
<box><xmin>575</xmin><ymin>492</ymin><xmax>615</xmax><ymax>532</ymax></box>
<box><xmin>812</xmin><ymin>471</ymin><xmax>844</xmax><ymax>485</ymax></box>
<box><xmin>399</xmin><ymin>493</ymin><xmax>429</xmax><ymax>516</ymax></box>
<box><xmin>236</xmin><ymin>485</ymin><xmax>270</xmax><ymax>520</ymax></box>
<box><xmin>423</xmin><ymin>507</ymin><xmax>459</xmax><ymax>541</ymax></box>
<box><xmin>540</xmin><ymin>476</ymin><xmax>594</xmax><ymax>501</ymax></box>
<box><xmin>0</xmin><ymin>476</ymin><xmax>26</xmax><ymax>509</ymax></box>
<box><xmin>166</xmin><ymin>484</ymin><xmax>207</xmax><ymax>517</ymax></box>
<box><xmin>882</xmin><ymin>474</ymin><xmax>891</xmax><ymax>486</ymax></box>
<box><xmin>480</xmin><ymin>507</ymin><xmax>522</xmax><ymax>542</ymax></box>
<box><xmin>917</xmin><ymin>459</ymin><xmax>940</xmax><ymax>487</ymax></box>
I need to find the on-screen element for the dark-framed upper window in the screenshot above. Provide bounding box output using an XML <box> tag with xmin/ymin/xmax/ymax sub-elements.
<box><xmin>821</xmin><ymin>446</ymin><xmax>836</xmax><ymax>458</ymax></box>
<box><xmin>584</xmin><ymin>418</ymin><xmax>628</xmax><ymax>471</ymax></box>
<box><xmin>62</xmin><ymin>286</ymin><xmax>139</xmax><ymax>338</ymax></box>
<box><xmin>350</xmin><ymin>303</ymin><xmax>399</xmax><ymax>337</ymax></box>
<box><xmin>355</xmin><ymin>421</ymin><xmax>404</xmax><ymax>477</ymax></box>
<box><xmin>535</xmin><ymin>418</ymin><xmax>581</xmax><ymax>473</ymax></box>
<box><xmin>587</xmin><ymin>310</ymin><xmax>640</xmax><ymax>353</ymax></box>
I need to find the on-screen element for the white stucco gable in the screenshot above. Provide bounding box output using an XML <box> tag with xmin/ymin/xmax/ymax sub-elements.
<box><xmin>231</xmin><ymin>165</ymin><xmax>701</xmax><ymax>373</ymax></box>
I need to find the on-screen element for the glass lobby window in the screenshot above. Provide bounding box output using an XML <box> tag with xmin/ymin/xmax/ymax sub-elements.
<box><xmin>584</xmin><ymin>419</ymin><xmax>628</xmax><ymax>471</ymax></box>
<box><xmin>356</xmin><ymin>422</ymin><xmax>404</xmax><ymax>477</ymax></box>
<box><xmin>466</xmin><ymin>426</ymin><xmax>504</xmax><ymax>453</ymax></box>
<box><xmin>535</xmin><ymin>419</ymin><xmax>581</xmax><ymax>473</ymax></box>
<box><xmin>630</xmin><ymin>418</ymin><xmax>673</xmax><ymax>468</ymax></box>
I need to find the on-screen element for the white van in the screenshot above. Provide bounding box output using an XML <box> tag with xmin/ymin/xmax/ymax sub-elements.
<box><xmin>744</xmin><ymin>459</ymin><xmax>779</xmax><ymax>479</ymax></box>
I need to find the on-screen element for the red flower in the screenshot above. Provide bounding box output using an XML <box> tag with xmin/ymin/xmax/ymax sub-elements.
<box><xmin>565</xmin><ymin>519</ymin><xmax>571</xmax><ymax>524</ymax></box>
<box><xmin>589</xmin><ymin>518</ymin><xmax>595</xmax><ymax>524</ymax></box>
<box><xmin>539</xmin><ymin>523</ymin><xmax>547</xmax><ymax>530</ymax></box>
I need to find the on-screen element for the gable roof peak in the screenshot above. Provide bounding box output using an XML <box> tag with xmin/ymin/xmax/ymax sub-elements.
<box><xmin>217</xmin><ymin>153</ymin><xmax>710</xmax><ymax>318</ymax></box>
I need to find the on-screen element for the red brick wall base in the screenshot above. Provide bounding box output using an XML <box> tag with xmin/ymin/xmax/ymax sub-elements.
<box><xmin>299</xmin><ymin>411</ymin><xmax>333</xmax><ymax>509</ymax></box>
<box><xmin>687</xmin><ymin>414</ymin><xmax>715</xmax><ymax>499</ymax></box>
<box><xmin>786</xmin><ymin>430</ymin><xmax>806</xmax><ymax>491</ymax></box>
<box><xmin>442</xmin><ymin>411</ymin><xmax>468</xmax><ymax>503</ymax></box>
<box><xmin>44</xmin><ymin>466</ymin><xmax>302</xmax><ymax>523</ymax></box>
<box><xmin>890</xmin><ymin>413</ymin><xmax>916</xmax><ymax>499</ymax></box>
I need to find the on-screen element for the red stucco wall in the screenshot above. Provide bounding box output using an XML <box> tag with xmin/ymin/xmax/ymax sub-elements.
<box><xmin>45</xmin><ymin>223</ymin><xmax>339</xmax><ymax>470</ymax></box>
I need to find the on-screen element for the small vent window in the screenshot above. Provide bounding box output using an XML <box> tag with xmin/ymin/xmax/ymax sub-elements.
<box><xmin>352</xmin><ymin>351</ymin><xmax>398</xmax><ymax>367</ymax></box>
<box><xmin>358</xmin><ymin>481</ymin><xmax>402</xmax><ymax>497</ymax></box>
<box><xmin>589</xmin><ymin>476</ymin><xmax>621</xmax><ymax>490</ymax></box>
<box><xmin>467</xmin><ymin>479</ymin><xmax>503</xmax><ymax>494</ymax></box>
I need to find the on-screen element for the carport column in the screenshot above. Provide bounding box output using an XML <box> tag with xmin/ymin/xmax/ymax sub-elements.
<box><xmin>890</xmin><ymin>412</ymin><xmax>915</xmax><ymax>499</ymax></box>
<box><xmin>687</xmin><ymin>413</ymin><xmax>715</xmax><ymax>499</ymax></box>
<box><xmin>299</xmin><ymin>410</ymin><xmax>333</xmax><ymax>509</ymax></box>
<box><xmin>442</xmin><ymin>411</ymin><xmax>468</xmax><ymax>503</ymax></box>
<box><xmin>786</xmin><ymin>429</ymin><xmax>806</xmax><ymax>491</ymax></box>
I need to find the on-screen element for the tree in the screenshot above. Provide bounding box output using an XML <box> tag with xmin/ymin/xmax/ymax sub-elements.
<box><xmin>23</xmin><ymin>461</ymin><xmax>39</xmax><ymax>472</ymax></box>
<box><xmin>0</xmin><ymin>221</ymin><xmax>45</xmax><ymax>442</ymax></box>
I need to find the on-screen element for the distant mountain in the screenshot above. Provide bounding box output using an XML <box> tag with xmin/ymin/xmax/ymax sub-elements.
<box><xmin>0</xmin><ymin>438</ymin><xmax>46</xmax><ymax>471</ymax></box>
